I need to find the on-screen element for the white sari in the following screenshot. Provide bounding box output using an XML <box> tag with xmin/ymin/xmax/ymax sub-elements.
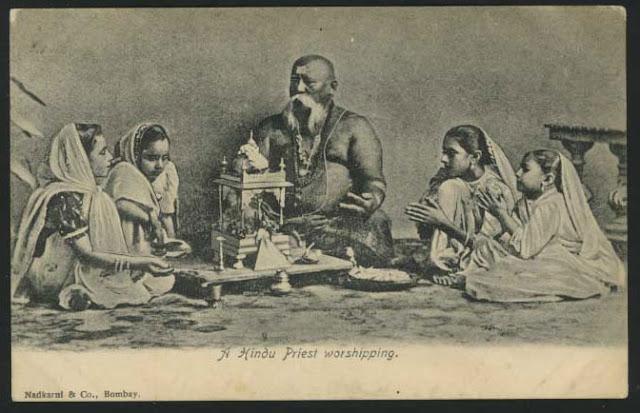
<box><xmin>421</xmin><ymin>128</ymin><xmax>518</xmax><ymax>273</ymax></box>
<box><xmin>105</xmin><ymin>123</ymin><xmax>165</xmax><ymax>256</ymax></box>
<box><xmin>104</xmin><ymin>123</ymin><xmax>177</xmax><ymax>294</ymax></box>
<box><xmin>463</xmin><ymin>152</ymin><xmax>625</xmax><ymax>302</ymax></box>
<box><xmin>11</xmin><ymin>124</ymin><xmax>157</xmax><ymax>309</ymax></box>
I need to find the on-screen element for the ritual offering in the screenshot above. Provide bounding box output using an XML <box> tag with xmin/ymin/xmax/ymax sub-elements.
<box><xmin>343</xmin><ymin>247</ymin><xmax>417</xmax><ymax>291</ymax></box>
<box><xmin>293</xmin><ymin>243</ymin><xmax>321</xmax><ymax>265</ymax></box>
<box><xmin>345</xmin><ymin>267</ymin><xmax>417</xmax><ymax>292</ymax></box>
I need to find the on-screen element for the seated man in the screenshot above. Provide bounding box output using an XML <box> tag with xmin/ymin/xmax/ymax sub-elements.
<box><xmin>237</xmin><ymin>55</ymin><xmax>394</xmax><ymax>267</ymax></box>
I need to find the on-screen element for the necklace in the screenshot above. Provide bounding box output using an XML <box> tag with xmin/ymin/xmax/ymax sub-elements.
<box><xmin>294</xmin><ymin>133</ymin><xmax>322</xmax><ymax>177</ymax></box>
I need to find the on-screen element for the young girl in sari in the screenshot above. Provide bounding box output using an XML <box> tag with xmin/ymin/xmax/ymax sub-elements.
<box><xmin>405</xmin><ymin>125</ymin><xmax>517</xmax><ymax>278</ymax></box>
<box><xmin>105</xmin><ymin>123</ymin><xmax>181</xmax><ymax>256</ymax></box>
<box><xmin>11</xmin><ymin>123</ymin><xmax>174</xmax><ymax>311</ymax></box>
<box><xmin>418</xmin><ymin>149</ymin><xmax>625</xmax><ymax>302</ymax></box>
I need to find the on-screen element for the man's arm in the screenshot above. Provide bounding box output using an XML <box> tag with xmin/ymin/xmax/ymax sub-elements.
<box><xmin>345</xmin><ymin>115</ymin><xmax>386</xmax><ymax>212</ymax></box>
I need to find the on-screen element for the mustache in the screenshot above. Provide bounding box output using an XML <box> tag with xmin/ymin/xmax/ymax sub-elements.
<box><xmin>290</xmin><ymin>92</ymin><xmax>319</xmax><ymax>106</ymax></box>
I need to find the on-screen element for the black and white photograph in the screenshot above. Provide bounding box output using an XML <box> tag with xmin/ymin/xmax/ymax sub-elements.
<box><xmin>8</xmin><ymin>6</ymin><xmax>628</xmax><ymax>400</ymax></box>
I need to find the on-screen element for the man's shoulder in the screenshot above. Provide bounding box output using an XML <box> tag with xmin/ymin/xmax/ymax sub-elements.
<box><xmin>255</xmin><ymin>114</ymin><xmax>291</xmax><ymax>148</ymax></box>
<box><xmin>337</xmin><ymin>108</ymin><xmax>374</xmax><ymax>130</ymax></box>
<box><xmin>339</xmin><ymin>107</ymin><xmax>368</xmax><ymax>123</ymax></box>
<box><xmin>335</xmin><ymin>107</ymin><xmax>378</xmax><ymax>141</ymax></box>
<box><xmin>256</xmin><ymin>114</ymin><xmax>287</xmax><ymax>135</ymax></box>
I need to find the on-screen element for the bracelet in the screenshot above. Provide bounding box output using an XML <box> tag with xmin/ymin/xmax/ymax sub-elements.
<box><xmin>114</xmin><ymin>258</ymin><xmax>132</xmax><ymax>272</ymax></box>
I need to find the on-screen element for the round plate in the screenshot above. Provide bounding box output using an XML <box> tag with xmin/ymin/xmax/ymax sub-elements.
<box><xmin>152</xmin><ymin>238</ymin><xmax>192</xmax><ymax>259</ymax></box>
<box><xmin>150</xmin><ymin>266</ymin><xmax>175</xmax><ymax>276</ymax></box>
<box><xmin>344</xmin><ymin>268</ymin><xmax>418</xmax><ymax>292</ymax></box>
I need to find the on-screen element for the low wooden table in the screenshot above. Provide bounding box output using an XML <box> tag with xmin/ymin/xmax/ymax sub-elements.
<box><xmin>172</xmin><ymin>254</ymin><xmax>353</xmax><ymax>305</ymax></box>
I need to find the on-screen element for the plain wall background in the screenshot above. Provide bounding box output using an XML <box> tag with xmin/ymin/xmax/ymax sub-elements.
<box><xmin>10</xmin><ymin>7</ymin><xmax>626</xmax><ymax>253</ymax></box>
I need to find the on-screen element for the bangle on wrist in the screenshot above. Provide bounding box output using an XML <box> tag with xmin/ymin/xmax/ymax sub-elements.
<box><xmin>114</xmin><ymin>257</ymin><xmax>132</xmax><ymax>272</ymax></box>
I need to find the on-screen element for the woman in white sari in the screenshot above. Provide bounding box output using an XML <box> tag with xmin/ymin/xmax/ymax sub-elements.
<box><xmin>416</xmin><ymin>149</ymin><xmax>625</xmax><ymax>302</ymax></box>
<box><xmin>105</xmin><ymin>123</ymin><xmax>179</xmax><ymax>256</ymax></box>
<box><xmin>11</xmin><ymin>123</ymin><xmax>174</xmax><ymax>310</ymax></box>
<box><xmin>405</xmin><ymin>125</ymin><xmax>517</xmax><ymax>277</ymax></box>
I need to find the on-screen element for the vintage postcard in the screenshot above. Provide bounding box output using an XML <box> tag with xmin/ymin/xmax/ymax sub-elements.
<box><xmin>9</xmin><ymin>6</ymin><xmax>627</xmax><ymax>400</ymax></box>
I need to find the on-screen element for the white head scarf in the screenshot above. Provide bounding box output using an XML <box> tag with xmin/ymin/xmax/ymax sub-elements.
<box><xmin>107</xmin><ymin>122</ymin><xmax>167</xmax><ymax>214</ymax></box>
<box><xmin>117</xmin><ymin>122</ymin><xmax>169</xmax><ymax>165</ymax></box>
<box><xmin>11</xmin><ymin>124</ymin><xmax>129</xmax><ymax>297</ymax></box>
<box><xmin>557</xmin><ymin>152</ymin><xmax>626</xmax><ymax>286</ymax></box>
<box><xmin>477</xmin><ymin>127</ymin><xmax>519</xmax><ymax>200</ymax></box>
<box><xmin>49</xmin><ymin>123</ymin><xmax>97</xmax><ymax>188</ymax></box>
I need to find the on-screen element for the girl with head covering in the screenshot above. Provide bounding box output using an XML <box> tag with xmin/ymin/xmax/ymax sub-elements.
<box><xmin>11</xmin><ymin>123</ymin><xmax>174</xmax><ymax>310</ymax></box>
<box><xmin>420</xmin><ymin>149</ymin><xmax>625</xmax><ymax>302</ymax></box>
<box><xmin>105</xmin><ymin>123</ymin><xmax>181</xmax><ymax>256</ymax></box>
<box><xmin>405</xmin><ymin>125</ymin><xmax>518</xmax><ymax>276</ymax></box>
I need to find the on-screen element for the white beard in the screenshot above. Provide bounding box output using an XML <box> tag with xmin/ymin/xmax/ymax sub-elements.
<box><xmin>282</xmin><ymin>94</ymin><xmax>328</xmax><ymax>136</ymax></box>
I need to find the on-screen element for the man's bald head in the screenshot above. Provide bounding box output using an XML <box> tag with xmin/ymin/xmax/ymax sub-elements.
<box><xmin>289</xmin><ymin>55</ymin><xmax>338</xmax><ymax>102</ymax></box>
<box><xmin>292</xmin><ymin>55</ymin><xmax>336</xmax><ymax>81</ymax></box>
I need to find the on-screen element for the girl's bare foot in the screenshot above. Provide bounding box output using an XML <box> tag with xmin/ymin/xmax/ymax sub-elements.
<box><xmin>431</xmin><ymin>274</ymin><xmax>465</xmax><ymax>289</ymax></box>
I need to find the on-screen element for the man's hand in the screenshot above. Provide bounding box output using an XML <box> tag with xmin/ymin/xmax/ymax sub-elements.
<box><xmin>238</xmin><ymin>144</ymin><xmax>269</xmax><ymax>171</ymax></box>
<box><xmin>339</xmin><ymin>192</ymin><xmax>377</xmax><ymax>217</ymax></box>
<box><xmin>285</xmin><ymin>214</ymin><xmax>331</xmax><ymax>233</ymax></box>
